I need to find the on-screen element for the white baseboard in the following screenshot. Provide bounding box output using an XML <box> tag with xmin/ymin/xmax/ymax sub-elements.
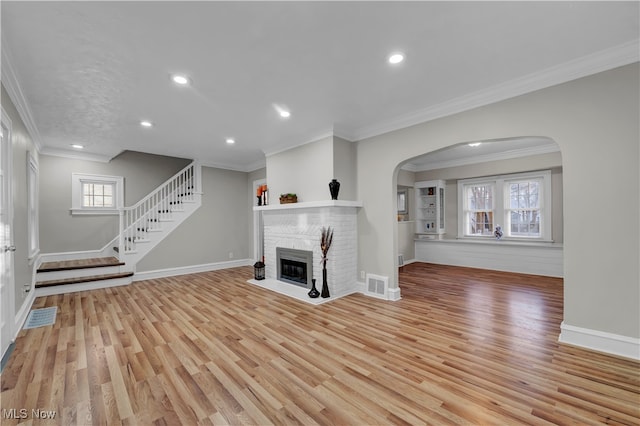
<box><xmin>133</xmin><ymin>258</ymin><xmax>253</xmax><ymax>281</ymax></box>
<box><xmin>559</xmin><ymin>322</ymin><xmax>640</xmax><ymax>360</ymax></box>
<box><xmin>14</xmin><ymin>290</ymin><xmax>36</xmax><ymax>338</ymax></box>
<box><xmin>387</xmin><ymin>287</ymin><xmax>402</xmax><ymax>301</ymax></box>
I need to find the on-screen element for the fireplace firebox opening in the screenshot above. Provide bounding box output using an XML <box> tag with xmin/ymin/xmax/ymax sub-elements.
<box><xmin>276</xmin><ymin>247</ymin><xmax>313</xmax><ymax>288</ymax></box>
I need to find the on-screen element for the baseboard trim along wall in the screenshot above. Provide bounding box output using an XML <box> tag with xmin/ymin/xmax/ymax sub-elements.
<box><xmin>559</xmin><ymin>321</ymin><xmax>640</xmax><ymax>361</ymax></box>
<box><xmin>133</xmin><ymin>258</ymin><xmax>254</xmax><ymax>281</ymax></box>
<box><xmin>14</xmin><ymin>290</ymin><xmax>36</xmax><ymax>340</ymax></box>
<box><xmin>415</xmin><ymin>239</ymin><xmax>563</xmax><ymax>277</ymax></box>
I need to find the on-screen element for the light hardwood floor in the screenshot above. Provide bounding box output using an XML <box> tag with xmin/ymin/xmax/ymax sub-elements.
<box><xmin>1</xmin><ymin>263</ymin><xmax>638</xmax><ymax>425</ymax></box>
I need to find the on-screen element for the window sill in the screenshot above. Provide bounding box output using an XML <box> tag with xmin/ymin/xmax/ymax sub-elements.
<box><xmin>415</xmin><ymin>236</ymin><xmax>562</xmax><ymax>248</ymax></box>
<box><xmin>70</xmin><ymin>208</ymin><xmax>120</xmax><ymax>216</ymax></box>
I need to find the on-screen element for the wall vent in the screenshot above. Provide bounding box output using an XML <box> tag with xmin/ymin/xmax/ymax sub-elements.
<box><xmin>365</xmin><ymin>274</ymin><xmax>388</xmax><ymax>299</ymax></box>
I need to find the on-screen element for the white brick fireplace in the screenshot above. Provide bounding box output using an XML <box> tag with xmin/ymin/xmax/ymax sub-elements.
<box><xmin>253</xmin><ymin>200</ymin><xmax>362</xmax><ymax>301</ymax></box>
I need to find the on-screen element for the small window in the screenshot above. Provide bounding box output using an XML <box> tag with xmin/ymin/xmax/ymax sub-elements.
<box><xmin>71</xmin><ymin>173</ymin><xmax>123</xmax><ymax>215</ymax></box>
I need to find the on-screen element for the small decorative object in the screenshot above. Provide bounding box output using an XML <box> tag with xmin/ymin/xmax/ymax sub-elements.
<box><xmin>253</xmin><ymin>260</ymin><xmax>265</xmax><ymax>280</ymax></box>
<box><xmin>329</xmin><ymin>179</ymin><xmax>340</xmax><ymax>200</ymax></box>
<box><xmin>256</xmin><ymin>186</ymin><xmax>263</xmax><ymax>206</ymax></box>
<box><xmin>256</xmin><ymin>184</ymin><xmax>268</xmax><ymax>206</ymax></box>
<box><xmin>320</xmin><ymin>226</ymin><xmax>333</xmax><ymax>298</ymax></box>
<box><xmin>279</xmin><ymin>193</ymin><xmax>298</xmax><ymax>204</ymax></box>
<box><xmin>494</xmin><ymin>225</ymin><xmax>503</xmax><ymax>240</ymax></box>
<box><xmin>308</xmin><ymin>279</ymin><xmax>320</xmax><ymax>298</ymax></box>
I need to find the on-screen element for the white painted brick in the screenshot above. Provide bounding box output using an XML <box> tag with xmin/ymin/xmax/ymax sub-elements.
<box><xmin>262</xmin><ymin>206</ymin><xmax>359</xmax><ymax>296</ymax></box>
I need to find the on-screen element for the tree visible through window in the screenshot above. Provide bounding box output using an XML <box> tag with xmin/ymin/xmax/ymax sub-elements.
<box><xmin>465</xmin><ymin>184</ymin><xmax>494</xmax><ymax>236</ymax></box>
<box><xmin>458</xmin><ymin>170</ymin><xmax>552</xmax><ymax>241</ymax></box>
<box><xmin>507</xmin><ymin>180</ymin><xmax>540</xmax><ymax>237</ymax></box>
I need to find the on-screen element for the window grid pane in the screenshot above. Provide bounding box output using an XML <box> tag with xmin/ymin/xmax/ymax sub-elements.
<box><xmin>465</xmin><ymin>184</ymin><xmax>494</xmax><ymax>236</ymax></box>
<box><xmin>507</xmin><ymin>180</ymin><xmax>541</xmax><ymax>237</ymax></box>
<box><xmin>82</xmin><ymin>183</ymin><xmax>115</xmax><ymax>208</ymax></box>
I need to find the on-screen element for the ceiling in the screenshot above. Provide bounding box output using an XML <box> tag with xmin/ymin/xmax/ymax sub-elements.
<box><xmin>2</xmin><ymin>2</ymin><xmax>638</xmax><ymax>171</ymax></box>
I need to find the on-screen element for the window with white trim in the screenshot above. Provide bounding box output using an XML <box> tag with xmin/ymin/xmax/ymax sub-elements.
<box><xmin>27</xmin><ymin>152</ymin><xmax>39</xmax><ymax>259</ymax></box>
<box><xmin>458</xmin><ymin>170</ymin><xmax>552</xmax><ymax>241</ymax></box>
<box><xmin>71</xmin><ymin>173</ymin><xmax>123</xmax><ymax>215</ymax></box>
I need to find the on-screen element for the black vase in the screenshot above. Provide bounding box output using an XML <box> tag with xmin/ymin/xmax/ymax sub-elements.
<box><xmin>308</xmin><ymin>279</ymin><xmax>320</xmax><ymax>298</ymax></box>
<box><xmin>329</xmin><ymin>179</ymin><xmax>340</xmax><ymax>200</ymax></box>
<box><xmin>321</xmin><ymin>267</ymin><xmax>330</xmax><ymax>298</ymax></box>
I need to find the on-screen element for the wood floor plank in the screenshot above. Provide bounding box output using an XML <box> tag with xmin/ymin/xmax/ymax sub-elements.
<box><xmin>2</xmin><ymin>263</ymin><xmax>638</xmax><ymax>425</ymax></box>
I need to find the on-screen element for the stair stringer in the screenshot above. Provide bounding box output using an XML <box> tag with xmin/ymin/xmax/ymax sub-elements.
<box><xmin>115</xmin><ymin>193</ymin><xmax>202</xmax><ymax>271</ymax></box>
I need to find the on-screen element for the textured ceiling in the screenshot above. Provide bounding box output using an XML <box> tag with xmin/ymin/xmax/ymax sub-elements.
<box><xmin>2</xmin><ymin>1</ymin><xmax>639</xmax><ymax>171</ymax></box>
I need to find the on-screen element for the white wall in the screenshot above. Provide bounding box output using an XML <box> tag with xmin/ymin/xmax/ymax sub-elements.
<box><xmin>356</xmin><ymin>64</ymin><xmax>639</xmax><ymax>346</ymax></box>
<box><xmin>266</xmin><ymin>135</ymin><xmax>358</xmax><ymax>203</ymax></box>
<box><xmin>266</xmin><ymin>136</ymin><xmax>334</xmax><ymax>203</ymax></box>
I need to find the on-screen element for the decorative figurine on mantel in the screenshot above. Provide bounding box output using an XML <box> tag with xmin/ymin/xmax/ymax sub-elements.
<box><xmin>494</xmin><ymin>225</ymin><xmax>503</xmax><ymax>240</ymax></box>
<box><xmin>329</xmin><ymin>179</ymin><xmax>340</xmax><ymax>200</ymax></box>
<box><xmin>257</xmin><ymin>184</ymin><xmax>268</xmax><ymax>206</ymax></box>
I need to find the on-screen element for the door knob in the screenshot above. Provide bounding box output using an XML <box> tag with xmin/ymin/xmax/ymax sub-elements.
<box><xmin>3</xmin><ymin>245</ymin><xmax>16</xmax><ymax>252</ymax></box>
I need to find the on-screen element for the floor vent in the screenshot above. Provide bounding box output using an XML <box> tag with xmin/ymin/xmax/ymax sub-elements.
<box><xmin>365</xmin><ymin>274</ymin><xmax>388</xmax><ymax>299</ymax></box>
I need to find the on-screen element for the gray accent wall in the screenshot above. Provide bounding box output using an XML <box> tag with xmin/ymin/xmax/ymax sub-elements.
<box><xmin>39</xmin><ymin>151</ymin><xmax>190</xmax><ymax>253</ymax></box>
<box><xmin>136</xmin><ymin>166</ymin><xmax>250</xmax><ymax>272</ymax></box>
<box><xmin>1</xmin><ymin>84</ymin><xmax>38</xmax><ymax>312</ymax></box>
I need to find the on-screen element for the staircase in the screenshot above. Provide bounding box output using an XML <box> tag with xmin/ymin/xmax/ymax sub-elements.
<box><xmin>35</xmin><ymin>162</ymin><xmax>202</xmax><ymax>296</ymax></box>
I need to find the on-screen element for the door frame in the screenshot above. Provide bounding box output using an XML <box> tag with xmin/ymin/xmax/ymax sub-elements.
<box><xmin>1</xmin><ymin>106</ymin><xmax>15</xmax><ymax>361</ymax></box>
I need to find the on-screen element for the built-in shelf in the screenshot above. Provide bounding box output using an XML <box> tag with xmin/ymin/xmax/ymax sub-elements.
<box><xmin>254</xmin><ymin>200</ymin><xmax>363</xmax><ymax>211</ymax></box>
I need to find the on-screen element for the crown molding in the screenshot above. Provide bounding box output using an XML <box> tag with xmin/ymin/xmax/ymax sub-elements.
<box><xmin>39</xmin><ymin>147</ymin><xmax>116</xmax><ymax>163</ymax></box>
<box><xmin>1</xmin><ymin>38</ymin><xmax>43</xmax><ymax>152</ymax></box>
<box><xmin>356</xmin><ymin>39</ymin><xmax>640</xmax><ymax>142</ymax></box>
<box><xmin>403</xmin><ymin>143</ymin><xmax>561</xmax><ymax>172</ymax></box>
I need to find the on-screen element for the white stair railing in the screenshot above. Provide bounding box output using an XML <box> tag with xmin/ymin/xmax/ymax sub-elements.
<box><xmin>118</xmin><ymin>161</ymin><xmax>201</xmax><ymax>255</ymax></box>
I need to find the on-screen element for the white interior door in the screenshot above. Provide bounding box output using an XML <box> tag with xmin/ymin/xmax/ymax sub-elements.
<box><xmin>1</xmin><ymin>112</ymin><xmax>15</xmax><ymax>361</ymax></box>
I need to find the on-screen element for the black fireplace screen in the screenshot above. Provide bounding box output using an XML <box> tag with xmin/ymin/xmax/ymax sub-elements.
<box><xmin>276</xmin><ymin>247</ymin><xmax>313</xmax><ymax>288</ymax></box>
<box><xmin>280</xmin><ymin>259</ymin><xmax>307</xmax><ymax>284</ymax></box>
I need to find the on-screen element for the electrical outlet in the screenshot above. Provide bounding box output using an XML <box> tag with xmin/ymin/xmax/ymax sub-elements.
<box><xmin>229</xmin><ymin>252</ymin><xmax>234</xmax><ymax>259</ymax></box>
<box><xmin>360</xmin><ymin>270</ymin><xmax>365</xmax><ymax>280</ymax></box>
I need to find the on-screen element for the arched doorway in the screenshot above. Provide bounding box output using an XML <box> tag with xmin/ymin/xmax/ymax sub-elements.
<box><xmin>394</xmin><ymin>136</ymin><xmax>563</xmax><ymax>277</ymax></box>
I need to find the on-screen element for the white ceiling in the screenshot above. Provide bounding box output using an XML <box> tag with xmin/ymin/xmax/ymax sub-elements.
<box><xmin>2</xmin><ymin>1</ymin><xmax>638</xmax><ymax>171</ymax></box>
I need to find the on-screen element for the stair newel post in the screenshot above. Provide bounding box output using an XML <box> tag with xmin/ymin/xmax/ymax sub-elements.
<box><xmin>118</xmin><ymin>208</ymin><xmax>124</xmax><ymax>256</ymax></box>
<box><xmin>194</xmin><ymin>162</ymin><xmax>202</xmax><ymax>195</ymax></box>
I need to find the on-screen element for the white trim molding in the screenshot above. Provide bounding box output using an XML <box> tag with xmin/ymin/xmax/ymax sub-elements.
<box><xmin>132</xmin><ymin>259</ymin><xmax>253</xmax><ymax>282</ymax></box>
<box><xmin>559</xmin><ymin>322</ymin><xmax>640</xmax><ymax>361</ymax></box>
<box><xmin>352</xmin><ymin>40</ymin><xmax>640</xmax><ymax>142</ymax></box>
<box><xmin>71</xmin><ymin>172</ymin><xmax>124</xmax><ymax>215</ymax></box>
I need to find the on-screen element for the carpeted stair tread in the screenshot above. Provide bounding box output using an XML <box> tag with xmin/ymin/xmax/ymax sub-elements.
<box><xmin>36</xmin><ymin>272</ymin><xmax>134</xmax><ymax>288</ymax></box>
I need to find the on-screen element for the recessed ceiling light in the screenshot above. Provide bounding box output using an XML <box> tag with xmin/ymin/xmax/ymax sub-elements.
<box><xmin>171</xmin><ymin>74</ymin><xmax>189</xmax><ymax>85</ymax></box>
<box><xmin>468</xmin><ymin>142</ymin><xmax>482</xmax><ymax>147</ymax></box>
<box><xmin>388</xmin><ymin>53</ymin><xmax>404</xmax><ymax>64</ymax></box>
<box><xmin>140</xmin><ymin>120</ymin><xmax>153</xmax><ymax>127</ymax></box>
<box><xmin>226</xmin><ymin>138</ymin><xmax>235</xmax><ymax>145</ymax></box>
<box><xmin>279</xmin><ymin>110</ymin><xmax>291</xmax><ymax>118</ymax></box>
<box><xmin>71</xmin><ymin>144</ymin><xmax>84</xmax><ymax>149</ymax></box>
